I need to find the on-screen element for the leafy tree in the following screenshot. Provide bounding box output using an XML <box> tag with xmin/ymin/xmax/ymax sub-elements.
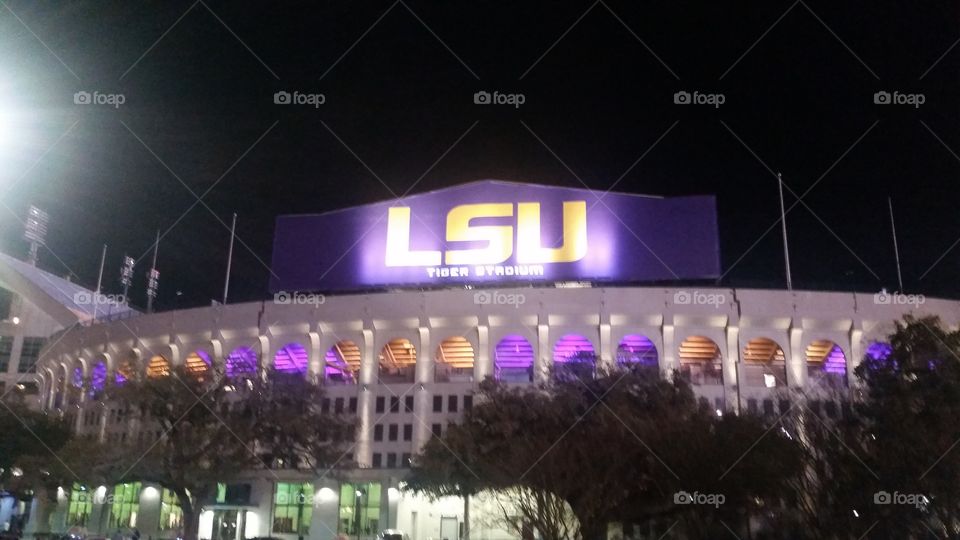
<box><xmin>49</xmin><ymin>365</ymin><xmax>355</xmax><ymax>540</ymax></box>
<box><xmin>409</xmin><ymin>367</ymin><xmax>803</xmax><ymax>539</ymax></box>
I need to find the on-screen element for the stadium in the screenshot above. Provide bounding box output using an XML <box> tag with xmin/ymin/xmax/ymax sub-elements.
<box><xmin>3</xmin><ymin>181</ymin><xmax>949</xmax><ymax>540</ymax></box>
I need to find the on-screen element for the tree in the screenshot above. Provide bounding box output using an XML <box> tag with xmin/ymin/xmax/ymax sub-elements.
<box><xmin>49</xmin><ymin>365</ymin><xmax>355</xmax><ymax>540</ymax></box>
<box><xmin>409</xmin><ymin>367</ymin><xmax>803</xmax><ymax>539</ymax></box>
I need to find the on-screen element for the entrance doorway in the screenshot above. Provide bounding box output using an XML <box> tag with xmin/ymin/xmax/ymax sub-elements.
<box><xmin>439</xmin><ymin>516</ymin><xmax>458</xmax><ymax>540</ymax></box>
<box><xmin>212</xmin><ymin>509</ymin><xmax>245</xmax><ymax>540</ymax></box>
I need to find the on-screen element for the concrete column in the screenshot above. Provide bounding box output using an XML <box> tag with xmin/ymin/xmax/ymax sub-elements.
<box><xmin>599</xmin><ymin>318</ymin><xmax>613</xmax><ymax>369</ymax></box>
<box><xmin>724</xmin><ymin>326</ymin><xmax>740</xmax><ymax>412</ymax></box>
<box><xmin>311</xmin><ymin>480</ymin><xmax>340</xmax><ymax>540</ymax></box>
<box><xmin>849</xmin><ymin>326</ymin><xmax>863</xmax><ymax>389</ymax></box>
<box><xmin>357</xmin><ymin>327</ymin><xmax>375</xmax><ymax>467</ymax></box>
<box><xmin>789</xmin><ymin>325</ymin><xmax>804</xmax><ymax>388</ymax></box>
<box><xmin>416</xmin><ymin>325</ymin><xmax>432</xmax><ymax>385</ymax></box>
<box><xmin>536</xmin><ymin>321</ymin><xmax>549</xmax><ymax>384</ymax></box>
<box><xmin>661</xmin><ymin>323</ymin><xmax>675</xmax><ymax>376</ymax></box>
<box><xmin>475</xmin><ymin>323</ymin><xmax>490</xmax><ymax>380</ymax></box>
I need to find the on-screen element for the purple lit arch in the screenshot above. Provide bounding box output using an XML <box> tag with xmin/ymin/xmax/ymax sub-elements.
<box><xmin>274</xmin><ymin>343</ymin><xmax>308</xmax><ymax>374</ymax></box>
<box><xmin>617</xmin><ymin>335</ymin><xmax>658</xmax><ymax>368</ymax></box>
<box><xmin>494</xmin><ymin>335</ymin><xmax>534</xmax><ymax>382</ymax></box>
<box><xmin>226</xmin><ymin>347</ymin><xmax>258</xmax><ymax>377</ymax></box>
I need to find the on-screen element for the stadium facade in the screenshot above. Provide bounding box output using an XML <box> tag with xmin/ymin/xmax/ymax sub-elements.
<box><xmin>4</xmin><ymin>181</ymin><xmax>951</xmax><ymax>540</ymax></box>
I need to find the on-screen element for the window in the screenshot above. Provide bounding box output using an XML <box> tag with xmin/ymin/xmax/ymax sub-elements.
<box><xmin>338</xmin><ymin>483</ymin><xmax>381</xmax><ymax>536</ymax></box>
<box><xmin>19</xmin><ymin>337</ymin><xmax>45</xmax><ymax>373</ymax></box>
<box><xmin>0</xmin><ymin>336</ymin><xmax>13</xmax><ymax>372</ymax></box>
<box><xmin>386</xmin><ymin>453</ymin><xmax>397</xmax><ymax>468</ymax></box>
<box><xmin>432</xmin><ymin>395</ymin><xmax>442</xmax><ymax>412</ymax></box>
<box><xmin>273</xmin><ymin>482</ymin><xmax>313</xmax><ymax>535</ymax></box>
<box><xmin>108</xmin><ymin>482</ymin><xmax>141</xmax><ymax>528</ymax></box>
<box><xmin>67</xmin><ymin>484</ymin><xmax>93</xmax><ymax>526</ymax></box>
<box><xmin>374</xmin><ymin>425</ymin><xmax>383</xmax><ymax>441</ymax></box>
<box><xmin>431</xmin><ymin>423</ymin><xmax>441</xmax><ymax>437</ymax></box>
<box><xmin>390</xmin><ymin>396</ymin><xmax>400</xmax><ymax>413</ymax></box>
<box><xmin>0</xmin><ymin>289</ymin><xmax>11</xmax><ymax>320</ymax></box>
<box><xmin>372</xmin><ymin>453</ymin><xmax>382</xmax><ymax>468</ymax></box>
<box><xmin>321</xmin><ymin>399</ymin><xmax>331</xmax><ymax>414</ymax></box>
<box><xmin>463</xmin><ymin>395</ymin><xmax>473</xmax><ymax>411</ymax></box>
<box><xmin>349</xmin><ymin>397</ymin><xmax>358</xmax><ymax>413</ymax></box>
<box><xmin>403</xmin><ymin>424</ymin><xmax>412</xmax><ymax>441</ymax></box>
<box><xmin>375</xmin><ymin>396</ymin><xmax>385</xmax><ymax>413</ymax></box>
<box><xmin>159</xmin><ymin>489</ymin><xmax>183</xmax><ymax>531</ymax></box>
<box><xmin>388</xmin><ymin>424</ymin><xmax>398</xmax><ymax>441</ymax></box>
<box><xmin>335</xmin><ymin>398</ymin><xmax>344</xmax><ymax>414</ymax></box>
<box><xmin>401</xmin><ymin>453</ymin><xmax>411</xmax><ymax>467</ymax></box>
<box><xmin>448</xmin><ymin>395</ymin><xmax>458</xmax><ymax>412</ymax></box>
<box><xmin>404</xmin><ymin>395</ymin><xmax>414</xmax><ymax>412</ymax></box>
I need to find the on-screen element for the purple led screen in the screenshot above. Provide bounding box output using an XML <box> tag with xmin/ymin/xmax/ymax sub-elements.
<box><xmin>270</xmin><ymin>181</ymin><xmax>721</xmax><ymax>292</ymax></box>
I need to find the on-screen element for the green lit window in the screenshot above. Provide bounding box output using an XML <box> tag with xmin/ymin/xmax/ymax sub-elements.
<box><xmin>159</xmin><ymin>489</ymin><xmax>182</xmax><ymax>531</ymax></box>
<box><xmin>66</xmin><ymin>484</ymin><xmax>92</xmax><ymax>526</ymax></box>
<box><xmin>338</xmin><ymin>483</ymin><xmax>381</xmax><ymax>536</ymax></box>
<box><xmin>272</xmin><ymin>482</ymin><xmax>312</xmax><ymax>535</ymax></box>
<box><xmin>216</xmin><ymin>483</ymin><xmax>226</xmax><ymax>503</ymax></box>
<box><xmin>108</xmin><ymin>482</ymin><xmax>141</xmax><ymax>529</ymax></box>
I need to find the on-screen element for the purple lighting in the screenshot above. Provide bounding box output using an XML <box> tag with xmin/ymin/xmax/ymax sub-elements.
<box><xmin>821</xmin><ymin>344</ymin><xmax>847</xmax><ymax>375</ymax></box>
<box><xmin>495</xmin><ymin>335</ymin><xmax>534</xmax><ymax>382</ymax></box>
<box><xmin>866</xmin><ymin>342</ymin><xmax>892</xmax><ymax>361</ymax></box>
<box><xmin>553</xmin><ymin>334</ymin><xmax>596</xmax><ymax>363</ymax></box>
<box><xmin>72</xmin><ymin>366</ymin><xmax>83</xmax><ymax>388</ymax></box>
<box><xmin>274</xmin><ymin>343</ymin><xmax>308</xmax><ymax>374</ymax></box>
<box><xmin>617</xmin><ymin>335</ymin><xmax>658</xmax><ymax>367</ymax></box>
<box><xmin>91</xmin><ymin>362</ymin><xmax>106</xmax><ymax>394</ymax></box>
<box><xmin>226</xmin><ymin>347</ymin><xmax>257</xmax><ymax>377</ymax></box>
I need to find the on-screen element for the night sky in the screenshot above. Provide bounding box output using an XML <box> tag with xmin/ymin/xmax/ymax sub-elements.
<box><xmin>1</xmin><ymin>1</ymin><xmax>958</xmax><ymax>310</ymax></box>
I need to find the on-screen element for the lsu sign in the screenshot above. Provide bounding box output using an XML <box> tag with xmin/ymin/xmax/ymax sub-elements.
<box><xmin>269</xmin><ymin>180</ymin><xmax>721</xmax><ymax>292</ymax></box>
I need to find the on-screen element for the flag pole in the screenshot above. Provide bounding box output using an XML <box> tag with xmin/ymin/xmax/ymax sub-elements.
<box><xmin>888</xmin><ymin>197</ymin><xmax>904</xmax><ymax>292</ymax></box>
<box><xmin>777</xmin><ymin>173</ymin><xmax>793</xmax><ymax>290</ymax></box>
<box><xmin>223</xmin><ymin>213</ymin><xmax>237</xmax><ymax>305</ymax></box>
<box><xmin>93</xmin><ymin>244</ymin><xmax>107</xmax><ymax>321</ymax></box>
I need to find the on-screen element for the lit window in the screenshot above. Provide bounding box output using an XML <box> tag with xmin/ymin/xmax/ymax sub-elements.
<box><xmin>273</xmin><ymin>482</ymin><xmax>313</xmax><ymax>535</ymax></box>
<box><xmin>66</xmin><ymin>484</ymin><xmax>92</xmax><ymax>526</ymax></box>
<box><xmin>159</xmin><ymin>489</ymin><xmax>182</xmax><ymax>531</ymax></box>
<box><xmin>107</xmin><ymin>482</ymin><xmax>141</xmax><ymax>529</ymax></box>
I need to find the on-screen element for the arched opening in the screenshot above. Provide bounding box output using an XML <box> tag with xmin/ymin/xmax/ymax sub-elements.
<box><xmin>494</xmin><ymin>335</ymin><xmax>534</xmax><ymax>383</ymax></box>
<box><xmin>325</xmin><ymin>341</ymin><xmax>360</xmax><ymax>385</ymax></box>
<box><xmin>678</xmin><ymin>336</ymin><xmax>723</xmax><ymax>386</ymax></box>
<box><xmin>185</xmin><ymin>350</ymin><xmax>212</xmax><ymax>379</ymax></box>
<box><xmin>69</xmin><ymin>362</ymin><xmax>84</xmax><ymax>405</ymax></box>
<box><xmin>226</xmin><ymin>347</ymin><xmax>257</xmax><ymax>377</ymax></box>
<box><xmin>54</xmin><ymin>365</ymin><xmax>66</xmax><ymax>409</ymax></box>
<box><xmin>553</xmin><ymin>334</ymin><xmax>596</xmax><ymax>380</ymax></box>
<box><xmin>806</xmin><ymin>340</ymin><xmax>848</xmax><ymax>388</ymax></box>
<box><xmin>274</xmin><ymin>343</ymin><xmax>308</xmax><ymax>375</ymax></box>
<box><xmin>617</xmin><ymin>334</ymin><xmax>659</xmax><ymax>371</ymax></box>
<box><xmin>91</xmin><ymin>360</ymin><xmax>107</xmax><ymax>397</ymax></box>
<box><xmin>435</xmin><ymin>337</ymin><xmax>475</xmax><ymax>383</ymax></box>
<box><xmin>379</xmin><ymin>338</ymin><xmax>417</xmax><ymax>383</ymax></box>
<box><xmin>742</xmin><ymin>338</ymin><xmax>787</xmax><ymax>388</ymax></box>
<box><xmin>147</xmin><ymin>355</ymin><xmax>170</xmax><ymax>378</ymax></box>
<box><xmin>866</xmin><ymin>342</ymin><xmax>892</xmax><ymax>361</ymax></box>
<box><xmin>115</xmin><ymin>353</ymin><xmax>136</xmax><ymax>385</ymax></box>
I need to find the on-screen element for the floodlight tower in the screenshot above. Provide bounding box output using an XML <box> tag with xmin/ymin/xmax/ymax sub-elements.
<box><xmin>23</xmin><ymin>205</ymin><xmax>49</xmax><ymax>266</ymax></box>
<box><xmin>120</xmin><ymin>256</ymin><xmax>135</xmax><ymax>304</ymax></box>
